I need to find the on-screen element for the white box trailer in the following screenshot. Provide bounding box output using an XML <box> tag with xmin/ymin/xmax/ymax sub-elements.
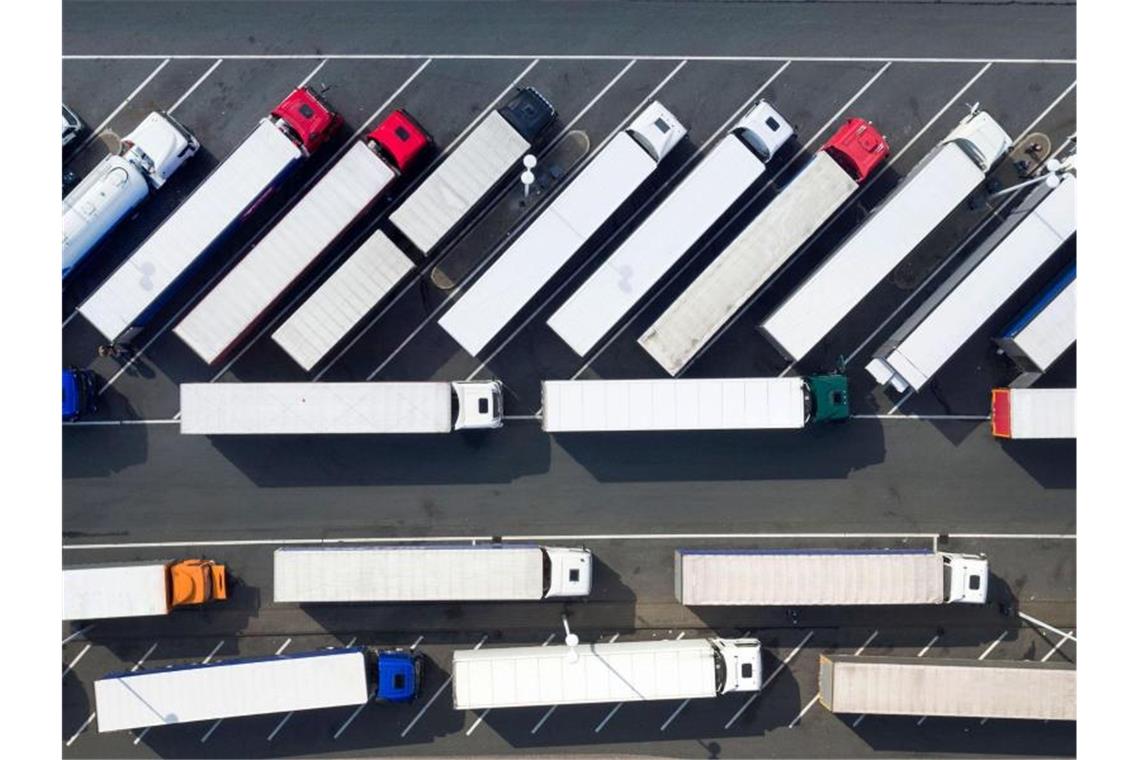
<box><xmin>78</xmin><ymin>88</ymin><xmax>341</xmax><ymax>342</ymax></box>
<box><xmin>274</xmin><ymin>544</ymin><xmax>592</xmax><ymax>602</ymax></box>
<box><xmin>760</xmin><ymin>109</ymin><xmax>1012</xmax><ymax>364</ymax></box>
<box><xmin>452</xmin><ymin>637</ymin><xmax>761</xmax><ymax>710</ymax></box>
<box><xmin>866</xmin><ymin>169</ymin><xmax>1077</xmax><ymax>394</ymax></box>
<box><xmin>390</xmin><ymin>87</ymin><xmax>556</xmax><ymax>255</ymax></box>
<box><xmin>639</xmin><ymin>119</ymin><xmax>889</xmax><ymax>376</ymax></box>
<box><xmin>540</xmin><ymin>376</ymin><xmax>850</xmax><ymax>433</ymax></box>
<box><xmin>818</xmin><ymin>655</ymin><xmax>1076</xmax><ymax>720</ymax></box>
<box><xmin>63</xmin><ymin>559</ymin><xmax>227</xmax><ymax>620</ymax></box>
<box><xmin>179</xmin><ymin>380</ymin><xmax>502</xmax><ymax>434</ymax></box>
<box><xmin>546</xmin><ymin>101</ymin><xmax>793</xmax><ymax>357</ymax></box>
<box><xmin>991</xmin><ymin>387</ymin><xmax>1075</xmax><ymax>439</ymax></box>
<box><xmin>94</xmin><ymin>648</ymin><xmax>370</xmax><ymax>732</ymax></box>
<box><xmin>995</xmin><ymin>263</ymin><xmax>1075</xmax><ymax>376</ymax></box>
<box><xmin>173</xmin><ymin>112</ymin><xmax>428</xmax><ymax>364</ymax></box>
<box><xmin>674</xmin><ymin>549</ymin><xmax>988</xmax><ymax>606</ymax></box>
<box><xmin>439</xmin><ymin>101</ymin><xmax>687</xmax><ymax>357</ymax></box>
<box><xmin>271</xmin><ymin>230</ymin><xmax>415</xmax><ymax>371</ymax></box>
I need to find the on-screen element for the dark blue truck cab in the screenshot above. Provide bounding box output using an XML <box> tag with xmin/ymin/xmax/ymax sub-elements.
<box><xmin>62</xmin><ymin>368</ymin><xmax>97</xmax><ymax>421</ymax></box>
<box><xmin>374</xmin><ymin>650</ymin><xmax>422</xmax><ymax>703</ymax></box>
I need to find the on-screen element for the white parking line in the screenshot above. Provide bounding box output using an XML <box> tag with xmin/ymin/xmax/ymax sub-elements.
<box><xmin>790</xmin><ymin>630</ymin><xmax>877</xmax><ymax>728</ymax></box>
<box><xmin>401</xmin><ymin>634</ymin><xmax>487</xmax><ymax>738</ymax></box>
<box><xmin>202</xmin><ymin>637</ymin><xmax>289</xmax><ymax>743</ymax></box>
<box><xmin>724</xmin><ymin>630</ymin><xmax>814</xmax><ymax>729</ymax></box>
<box><xmin>1041</xmin><ymin>630</ymin><xmax>1074</xmax><ymax>663</ymax></box>
<box><xmin>975</xmin><ymin>631</ymin><xmax>1008</xmax><ymax>725</ymax></box>
<box><xmin>65</xmin><ymin>712</ymin><xmax>97</xmax><ymax>747</ymax></box>
<box><xmin>266</xmin><ymin>711</ymin><xmax>294</xmax><ymax>742</ymax></box>
<box><xmin>297</xmin><ymin>58</ymin><xmax>329</xmax><ymax>88</ymax></box>
<box><xmin>275</xmin><ymin>638</ymin><xmax>292</xmax><ymax>655</ymax></box>
<box><xmin>62</xmin><ymin>624</ymin><xmax>96</xmax><ymax>645</ymax></box>
<box><xmin>854</xmin><ymin>633</ymin><xmax>934</xmax><ymax>727</ymax></box>
<box><xmin>63</xmin><ymin>54</ymin><xmax>1077</xmax><ymax>65</ymax></box>
<box><xmin>199</xmin><ymin>718</ymin><xmax>223</xmax><ymax>743</ymax></box>
<box><xmin>131</xmin><ymin>643</ymin><xmax>158</xmax><ymax>671</ymax></box>
<box><xmin>202</xmin><ymin>640</ymin><xmax>225</xmax><ymax>663</ymax></box>
<box><xmin>1019</xmin><ymin>611</ymin><xmax>1077</xmax><ymax>643</ymax></box>
<box><xmin>66</xmin><ymin>58</ymin><xmax>170</xmax><ymax>162</ymax></box>
<box><xmin>168</xmin><ymin>58</ymin><xmax>223</xmax><ymax>114</ymax></box>
<box><xmin>62</xmin><ymin>643</ymin><xmax>91</xmax><ymax>679</ymax></box>
<box><xmin>469</xmin><ymin>632</ymin><xmax>555</xmax><ymax>735</ymax></box>
<box><xmin>1013</xmin><ymin>81</ymin><xmax>1077</xmax><ymax>145</ymax></box>
<box><xmin>532</xmin><ymin>632</ymin><xmax>620</xmax><ymax>734</ymax></box>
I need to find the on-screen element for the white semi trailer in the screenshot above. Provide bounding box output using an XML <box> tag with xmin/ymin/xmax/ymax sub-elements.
<box><xmin>546</xmin><ymin>100</ymin><xmax>793</xmax><ymax>357</ymax></box>
<box><xmin>274</xmin><ymin>544</ymin><xmax>592</xmax><ymax>602</ymax></box>
<box><xmin>995</xmin><ymin>263</ymin><xmax>1075</xmax><ymax>378</ymax></box>
<box><xmin>439</xmin><ymin>101</ymin><xmax>687</xmax><ymax>357</ymax></box>
<box><xmin>179</xmin><ymin>380</ymin><xmax>502</xmax><ymax>434</ymax></box>
<box><xmin>818</xmin><ymin>655</ymin><xmax>1076</xmax><ymax>720</ymax></box>
<box><xmin>991</xmin><ymin>387</ymin><xmax>1075</xmax><ymax>440</ymax></box>
<box><xmin>452</xmin><ymin>637</ymin><xmax>761</xmax><ymax>710</ymax></box>
<box><xmin>540</xmin><ymin>376</ymin><xmax>850</xmax><ymax>433</ymax></box>
<box><xmin>760</xmin><ymin>108</ymin><xmax>1012</xmax><ymax>364</ymax></box>
<box><xmin>674</xmin><ymin>548</ymin><xmax>988</xmax><ymax>606</ymax></box>
<box><xmin>63</xmin><ymin>111</ymin><xmax>200</xmax><ymax>279</ymax></box>
<box><xmin>866</xmin><ymin>165</ymin><xmax>1076</xmax><ymax>394</ymax></box>
<box><xmin>639</xmin><ymin>118</ymin><xmax>888</xmax><ymax>376</ymax></box>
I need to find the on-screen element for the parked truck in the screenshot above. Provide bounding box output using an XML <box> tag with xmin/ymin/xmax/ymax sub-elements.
<box><xmin>173</xmin><ymin>110</ymin><xmax>430</xmax><ymax>365</ymax></box>
<box><xmin>546</xmin><ymin>100</ymin><xmax>793</xmax><ymax>357</ymax></box>
<box><xmin>390</xmin><ymin>87</ymin><xmax>556</xmax><ymax>255</ymax></box>
<box><xmin>760</xmin><ymin>108</ymin><xmax>1012</xmax><ymax>364</ymax></box>
<box><xmin>274</xmin><ymin>544</ymin><xmax>592</xmax><ymax>602</ymax></box>
<box><xmin>674</xmin><ymin>548</ymin><xmax>988</xmax><ymax>606</ymax></box>
<box><xmin>639</xmin><ymin>118</ymin><xmax>889</xmax><ymax>376</ymax></box>
<box><xmin>78</xmin><ymin>87</ymin><xmax>342</xmax><ymax>343</ymax></box>
<box><xmin>540</xmin><ymin>375</ymin><xmax>849</xmax><ymax>433</ymax></box>
<box><xmin>439</xmin><ymin>101</ymin><xmax>687</xmax><ymax>357</ymax></box>
<box><xmin>63</xmin><ymin>111</ymin><xmax>200</xmax><ymax>280</ymax></box>
<box><xmin>63</xmin><ymin>559</ymin><xmax>227</xmax><ymax>621</ymax></box>
<box><xmin>991</xmin><ymin>387</ymin><xmax>1075</xmax><ymax>439</ymax></box>
<box><xmin>818</xmin><ymin>654</ymin><xmax>1076</xmax><ymax>720</ymax></box>
<box><xmin>179</xmin><ymin>380</ymin><xmax>502</xmax><ymax>434</ymax></box>
<box><xmin>995</xmin><ymin>263</ymin><xmax>1075</xmax><ymax>378</ymax></box>
<box><xmin>94</xmin><ymin>647</ymin><xmax>421</xmax><ymax>732</ymax></box>
<box><xmin>866</xmin><ymin>165</ymin><xmax>1076</xmax><ymax>394</ymax></box>
<box><xmin>452</xmin><ymin>637</ymin><xmax>761</xmax><ymax>710</ymax></box>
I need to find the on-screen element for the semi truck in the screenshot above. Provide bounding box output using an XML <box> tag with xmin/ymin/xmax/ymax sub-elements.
<box><xmin>94</xmin><ymin>647</ymin><xmax>421</xmax><ymax>732</ymax></box>
<box><xmin>546</xmin><ymin>100</ymin><xmax>794</xmax><ymax>357</ymax></box>
<box><xmin>995</xmin><ymin>262</ymin><xmax>1075</xmax><ymax>378</ymax></box>
<box><xmin>991</xmin><ymin>387</ymin><xmax>1075</xmax><ymax>439</ymax></box>
<box><xmin>540</xmin><ymin>375</ymin><xmax>849</xmax><ymax>433</ymax></box>
<box><xmin>866</xmin><ymin>166</ymin><xmax>1077</xmax><ymax>394</ymax></box>
<box><xmin>674</xmin><ymin>548</ymin><xmax>988</xmax><ymax>606</ymax></box>
<box><xmin>63</xmin><ymin>111</ymin><xmax>200</xmax><ymax>280</ymax></box>
<box><xmin>818</xmin><ymin>654</ymin><xmax>1076</xmax><ymax>720</ymax></box>
<box><xmin>63</xmin><ymin>559</ymin><xmax>227</xmax><ymax>621</ymax></box>
<box><xmin>179</xmin><ymin>380</ymin><xmax>502</xmax><ymax>434</ymax></box>
<box><xmin>760</xmin><ymin>108</ymin><xmax>1012</xmax><ymax>364</ymax></box>
<box><xmin>452</xmin><ymin>637</ymin><xmax>761</xmax><ymax>710</ymax></box>
<box><xmin>639</xmin><ymin>118</ymin><xmax>889</xmax><ymax>376</ymax></box>
<box><xmin>173</xmin><ymin>110</ymin><xmax>430</xmax><ymax>365</ymax></box>
<box><xmin>274</xmin><ymin>544</ymin><xmax>592</xmax><ymax>602</ymax></box>
<box><xmin>439</xmin><ymin>101</ymin><xmax>687</xmax><ymax>357</ymax></box>
<box><xmin>78</xmin><ymin>87</ymin><xmax>342</xmax><ymax>343</ymax></box>
<box><xmin>390</xmin><ymin>87</ymin><xmax>556</xmax><ymax>255</ymax></box>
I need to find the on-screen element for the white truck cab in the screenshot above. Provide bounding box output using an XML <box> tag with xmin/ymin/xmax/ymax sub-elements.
<box><xmin>943</xmin><ymin>552</ymin><xmax>989</xmax><ymax>604</ymax></box>
<box><xmin>733</xmin><ymin>100</ymin><xmax>794</xmax><ymax>161</ymax></box>
<box><xmin>626</xmin><ymin>101</ymin><xmax>686</xmax><ymax>162</ymax></box>
<box><xmin>451</xmin><ymin>381</ymin><xmax>504</xmax><ymax>430</ymax></box>
<box><xmin>544</xmin><ymin>547</ymin><xmax>593</xmax><ymax>597</ymax></box>
<box><xmin>714</xmin><ymin>638</ymin><xmax>763</xmax><ymax>693</ymax></box>
<box><xmin>943</xmin><ymin>107</ymin><xmax>1011</xmax><ymax>171</ymax></box>
<box><xmin>122</xmin><ymin>111</ymin><xmax>200</xmax><ymax>188</ymax></box>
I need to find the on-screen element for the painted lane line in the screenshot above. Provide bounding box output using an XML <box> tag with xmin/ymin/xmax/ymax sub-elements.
<box><xmin>62</xmin><ymin>624</ymin><xmax>96</xmax><ymax>646</ymax></box>
<box><xmin>66</xmin><ymin>59</ymin><xmax>171</xmax><ymax>163</ymax></box>
<box><xmin>401</xmin><ymin>634</ymin><xmax>487</xmax><ymax>738</ymax></box>
<box><xmin>1012</xmin><ymin>81</ymin><xmax>1077</xmax><ymax>146</ymax></box>
<box><xmin>63</xmin><ymin>418</ymin><xmax>180</xmax><ymax>427</ymax></box>
<box><xmin>533</xmin><ymin>632</ymin><xmax>620</xmax><ymax>735</ymax></box>
<box><xmin>266</xmin><ymin>711</ymin><xmax>294</xmax><ymax>742</ymax></box>
<box><xmin>849</xmin><ymin>413</ymin><xmax>989</xmax><ymax>421</ymax></box>
<box><xmin>199</xmin><ymin>718</ymin><xmax>223</xmax><ymax>743</ymax></box>
<box><xmin>333</xmin><ymin>702</ymin><xmax>367</xmax><ymax>740</ymax></box>
<box><xmin>724</xmin><ymin>630</ymin><xmax>814</xmax><ymax>729</ymax></box>
<box><xmin>168</xmin><ymin>58</ymin><xmax>223</xmax><ymax>114</ymax></box>
<box><xmin>594</xmin><ymin>702</ymin><xmax>623</xmax><ymax>733</ymax></box>
<box><xmin>887</xmin><ymin>389</ymin><xmax>915</xmax><ymax>416</ymax></box>
<box><xmin>1041</xmin><ymin>631</ymin><xmax>1074</xmax><ymax>663</ymax></box>
<box><xmin>204</xmin><ymin>638</ymin><xmax>286</xmax><ymax>743</ymax></box>
<box><xmin>63</xmin><ymin>54</ymin><xmax>1077</xmax><ymax>65</ymax></box>
<box><xmin>445</xmin><ymin>58</ymin><xmax>541</xmax><ymax>153</ymax></box>
<box><xmin>917</xmin><ymin>635</ymin><xmax>941</xmax><ymax>659</ymax></box>
<box><xmin>1019</xmin><ymin>612</ymin><xmax>1077</xmax><ymax>643</ymax></box>
<box><xmin>297</xmin><ymin>58</ymin><xmax>329</xmax><ymax>88</ymax></box>
<box><xmin>975</xmin><ymin>631</ymin><xmax>1008</xmax><ymax>725</ymax></box>
<box><xmin>548</xmin><ymin>58</ymin><xmax>643</xmax><ymax>148</ymax></box>
<box><xmin>65</xmin><ymin>712</ymin><xmax>97</xmax><ymax>747</ymax></box>
<box><xmin>470</xmin><ymin>633</ymin><xmax>555</xmax><ymax>736</ymax></box>
<box><xmin>791</xmin><ymin>630</ymin><xmax>878</xmax><ymax>728</ymax></box>
<box><xmin>657</xmin><ymin>632</ymin><xmax>695</xmax><ymax>731</ymax></box>
<box><xmin>275</xmin><ymin>638</ymin><xmax>292</xmax><ymax>655</ymax></box>
<box><xmin>410</xmin><ymin>635</ymin><xmax>425</xmax><ymax>650</ymax></box>
<box><xmin>62</xmin><ymin>643</ymin><xmax>92</xmax><ymax>679</ymax></box>
<box><xmin>131</xmin><ymin>642</ymin><xmax>159</xmax><ymax>671</ymax></box>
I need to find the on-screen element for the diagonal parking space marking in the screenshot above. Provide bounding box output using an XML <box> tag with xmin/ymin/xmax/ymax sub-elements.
<box><xmin>851</xmin><ymin>634</ymin><xmax>939</xmax><ymax>727</ymax></box>
<box><xmin>1019</xmin><ymin>611</ymin><xmax>1077</xmax><ymax>643</ymax></box>
<box><xmin>62</xmin><ymin>643</ymin><xmax>91</xmax><ymax>679</ymax></box>
<box><xmin>63</xmin><ymin>54</ymin><xmax>1078</xmax><ymax>65</ymax></box>
<box><xmin>135</xmin><ymin>639</ymin><xmax>224</xmax><ymax>745</ymax></box>
<box><xmin>532</xmin><ymin>632</ymin><xmax>621</xmax><ymax>735</ymax></box>
<box><xmin>297</xmin><ymin>58</ymin><xmax>329</xmax><ymax>88</ymax></box>
<box><xmin>65</xmin><ymin>711</ymin><xmax>97</xmax><ymax>747</ymax></box>
<box><xmin>169</xmin><ymin>58</ymin><xmax>223</xmax><ymax>114</ymax></box>
<box><xmin>469</xmin><ymin>633</ymin><xmax>555</xmax><ymax>736</ymax></box>
<box><xmin>918</xmin><ymin>631</ymin><xmax>1005</xmax><ymax>726</ymax></box>
<box><xmin>203</xmin><ymin>638</ymin><xmax>278</xmax><ymax>743</ymax></box>
<box><xmin>401</xmin><ymin>634</ymin><xmax>488</xmax><ymax>738</ymax></box>
<box><xmin>65</xmin><ymin>58</ymin><xmax>170</xmax><ymax>163</ymax></box>
<box><xmin>725</xmin><ymin>630</ymin><xmax>815</xmax><ymax>729</ymax></box>
<box><xmin>599</xmin><ymin>631</ymin><xmax>687</xmax><ymax>732</ymax></box>
<box><xmin>1041</xmin><ymin>630</ymin><xmax>1075</xmax><ymax>663</ymax></box>
<box><xmin>1013</xmin><ymin>81</ymin><xmax>1077</xmax><ymax>146</ymax></box>
<box><xmin>62</xmin><ymin>624</ymin><xmax>96</xmax><ymax>646</ymax></box>
<box><xmin>790</xmin><ymin>630</ymin><xmax>877</xmax><ymax>728</ymax></box>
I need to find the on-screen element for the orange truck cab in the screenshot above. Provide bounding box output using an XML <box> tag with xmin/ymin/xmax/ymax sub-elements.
<box><xmin>168</xmin><ymin>559</ymin><xmax>228</xmax><ymax>608</ymax></box>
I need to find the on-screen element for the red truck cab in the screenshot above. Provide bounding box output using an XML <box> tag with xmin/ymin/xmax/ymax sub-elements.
<box><xmin>367</xmin><ymin>110</ymin><xmax>432</xmax><ymax>172</ymax></box>
<box><xmin>822</xmin><ymin>118</ymin><xmax>889</xmax><ymax>183</ymax></box>
<box><xmin>271</xmin><ymin>87</ymin><xmax>343</xmax><ymax>154</ymax></box>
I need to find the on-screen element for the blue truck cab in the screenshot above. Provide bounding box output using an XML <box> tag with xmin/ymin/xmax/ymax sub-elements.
<box><xmin>62</xmin><ymin>368</ymin><xmax>97</xmax><ymax>421</ymax></box>
<box><xmin>374</xmin><ymin>650</ymin><xmax>421</xmax><ymax>703</ymax></box>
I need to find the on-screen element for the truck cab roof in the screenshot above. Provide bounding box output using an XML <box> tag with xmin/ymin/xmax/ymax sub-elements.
<box><xmin>367</xmin><ymin>110</ymin><xmax>432</xmax><ymax>172</ymax></box>
<box><xmin>122</xmin><ymin>112</ymin><xmax>200</xmax><ymax>189</ymax></box>
<box><xmin>732</xmin><ymin>100</ymin><xmax>794</xmax><ymax>162</ymax></box>
<box><xmin>271</xmin><ymin>87</ymin><xmax>343</xmax><ymax>153</ymax></box>
<box><xmin>498</xmin><ymin>87</ymin><xmax>557</xmax><ymax>143</ymax></box>
<box><xmin>452</xmin><ymin>381</ymin><xmax>504</xmax><ymax>430</ymax></box>
<box><xmin>626</xmin><ymin>101</ymin><xmax>687</xmax><ymax>163</ymax></box>
<box><xmin>376</xmin><ymin>651</ymin><xmax>420</xmax><ymax>703</ymax></box>
<box><xmin>821</xmin><ymin>118</ymin><xmax>889</xmax><ymax>183</ymax></box>
<box><xmin>941</xmin><ymin>108</ymin><xmax>1011</xmax><ymax>172</ymax></box>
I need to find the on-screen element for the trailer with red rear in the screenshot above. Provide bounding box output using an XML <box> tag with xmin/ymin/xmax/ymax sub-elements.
<box><xmin>174</xmin><ymin>110</ymin><xmax>430</xmax><ymax>364</ymax></box>
<box><xmin>991</xmin><ymin>387</ymin><xmax>1075</xmax><ymax>440</ymax></box>
<box><xmin>79</xmin><ymin>87</ymin><xmax>342</xmax><ymax>343</ymax></box>
<box><xmin>639</xmin><ymin>118</ymin><xmax>889</xmax><ymax>376</ymax></box>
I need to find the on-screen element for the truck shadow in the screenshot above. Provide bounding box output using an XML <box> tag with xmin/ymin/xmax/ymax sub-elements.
<box><xmin>847</xmin><ymin>714</ymin><xmax>1074</xmax><ymax>755</ymax></box>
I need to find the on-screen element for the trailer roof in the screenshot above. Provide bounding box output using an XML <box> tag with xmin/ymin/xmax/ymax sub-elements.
<box><xmin>1008</xmin><ymin>278</ymin><xmax>1075</xmax><ymax>372</ymax></box>
<box><xmin>993</xmin><ymin>388</ymin><xmax>1076</xmax><ymax>439</ymax></box>
<box><xmin>64</xmin><ymin>562</ymin><xmax>170</xmax><ymax>620</ymax></box>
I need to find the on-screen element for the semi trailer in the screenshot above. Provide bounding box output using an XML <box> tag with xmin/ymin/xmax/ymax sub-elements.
<box><xmin>452</xmin><ymin>637</ymin><xmax>761</xmax><ymax>710</ymax></box>
<box><xmin>390</xmin><ymin>87</ymin><xmax>556</xmax><ymax>255</ymax></box>
<box><xmin>866</xmin><ymin>165</ymin><xmax>1076</xmax><ymax>394</ymax></box>
<box><xmin>818</xmin><ymin>654</ymin><xmax>1076</xmax><ymax>720</ymax></box>
<box><xmin>760</xmin><ymin>108</ymin><xmax>1011</xmax><ymax>364</ymax></box>
<box><xmin>94</xmin><ymin>647</ymin><xmax>421</xmax><ymax>732</ymax></box>
<box><xmin>674</xmin><ymin>548</ymin><xmax>988</xmax><ymax>606</ymax></box>
<box><xmin>274</xmin><ymin>544</ymin><xmax>592</xmax><ymax>602</ymax></box>
<box><xmin>173</xmin><ymin>110</ymin><xmax>430</xmax><ymax>365</ymax></box>
<box><xmin>991</xmin><ymin>387</ymin><xmax>1075</xmax><ymax>439</ymax></box>
<box><xmin>179</xmin><ymin>380</ymin><xmax>502</xmax><ymax>434</ymax></box>
<box><xmin>639</xmin><ymin>118</ymin><xmax>888</xmax><ymax>376</ymax></box>
<box><xmin>63</xmin><ymin>111</ymin><xmax>200</xmax><ymax>279</ymax></box>
<box><xmin>546</xmin><ymin>100</ymin><xmax>793</xmax><ymax>357</ymax></box>
<box><xmin>63</xmin><ymin>559</ymin><xmax>227</xmax><ymax>621</ymax></box>
<box><xmin>439</xmin><ymin>101</ymin><xmax>687</xmax><ymax>357</ymax></box>
<box><xmin>78</xmin><ymin>87</ymin><xmax>341</xmax><ymax>343</ymax></box>
<box><xmin>995</xmin><ymin>263</ymin><xmax>1075</xmax><ymax>378</ymax></box>
<box><xmin>540</xmin><ymin>375</ymin><xmax>849</xmax><ymax>433</ymax></box>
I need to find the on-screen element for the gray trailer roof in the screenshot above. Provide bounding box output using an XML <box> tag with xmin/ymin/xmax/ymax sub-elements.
<box><xmin>64</xmin><ymin>562</ymin><xmax>170</xmax><ymax>620</ymax></box>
